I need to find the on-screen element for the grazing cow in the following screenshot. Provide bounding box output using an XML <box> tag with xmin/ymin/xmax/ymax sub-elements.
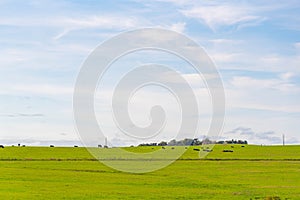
<box><xmin>193</xmin><ymin>148</ymin><xmax>200</xmax><ymax>151</ymax></box>
<box><xmin>162</xmin><ymin>146</ymin><xmax>165</xmax><ymax>149</ymax></box>
<box><xmin>223</xmin><ymin>149</ymin><xmax>233</xmax><ymax>152</ymax></box>
<box><xmin>74</xmin><ymin>145</ymin><xmax>78</xmax><ymax>148</ymax></box>
<box><xmin>0</xmin><ymin>145</ymin><xmax>4</xmax><ymax>148</ymax></box>
<box><xmin>171</xmin><ymin>147</ymin><xmax>175</xmax><ymax>150</ymax></box>
<box><xmin>50</xmin><ymin>145</ymin><xmax>54</xmax><ymax>147</ymax></box>
<box><xmin>241</xmin><ymin>146</ymin><xmax>245</xmax><ymax>147</ymax></box>
<box><xmin>231</xmin><ymin>146</ymin><xmax>234</xmax><ymax>148</ymax></box>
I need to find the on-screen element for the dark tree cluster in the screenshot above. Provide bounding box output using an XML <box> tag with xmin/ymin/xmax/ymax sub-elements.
<box><xmin>138</xmin><ymin>138</ymin><xmax>202</xmax><ymax>146</ymax></box>
<box><xmin>217</xmin><ymin>139</ymin><xmax>248</xmax><ymax>144</ymax></box>
<box><xmin>138</xmin><ymin>138</ymin><xmax>248</xmax><ymax>146</ymax></box>
<box><xmin>138</xmin><ymin>142</ymin><xmax>158</xmax><ymax>146</ymax></box>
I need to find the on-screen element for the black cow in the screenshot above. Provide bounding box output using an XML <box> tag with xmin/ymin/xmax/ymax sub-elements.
<box><xmin>223</xmin><ymin>149</ymin><xmax>233</xmax><ymax>152</ymax></box>
<box><xmin>0</xmin><ymin>145</ymin><xmax>4</xmax><ymax>148</ymax></box>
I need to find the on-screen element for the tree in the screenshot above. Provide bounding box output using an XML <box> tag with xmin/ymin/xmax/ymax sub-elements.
<box><xmin>168</xmin><ymin>139</ymin><xmax>177</xmax><ymax>146</ymax></box>
<box><xmin>158</xmin><ymin>141</ymin><xmax>167</xmax><ymax>146</ymax></box>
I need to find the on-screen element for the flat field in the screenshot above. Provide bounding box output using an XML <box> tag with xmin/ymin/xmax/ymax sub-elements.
<box><xmin>0</xmin><ymin>145</ymin><xmax>299</xmax><ymax>199</ymax></box>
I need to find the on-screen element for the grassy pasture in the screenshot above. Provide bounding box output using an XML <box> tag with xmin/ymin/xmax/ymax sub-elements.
<box><xmin>0</xmin><ymin>145</ymin><xmax>299</xmax><ymax>199</ymax></box>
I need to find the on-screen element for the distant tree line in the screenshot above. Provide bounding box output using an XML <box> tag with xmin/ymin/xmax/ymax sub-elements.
<box><xmin>138</xmin><ymin>138</ymin><xmax>247</xmax><ymax>146</ymax></box>
<box><xmin>217</xmin><ymin>139</ymin><xmax>248</xmax><ymax>144</ymax></box>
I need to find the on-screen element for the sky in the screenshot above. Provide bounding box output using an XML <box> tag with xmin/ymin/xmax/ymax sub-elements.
<box><xmin>0</xmin><ymin>0</ymin><xmax>300</xmax><ymax>146</ymax></box>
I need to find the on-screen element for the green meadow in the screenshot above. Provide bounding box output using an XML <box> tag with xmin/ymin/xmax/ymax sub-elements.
<box><xmin>0</xmin><ymin>145</ymin><xmax>299</xmax><ymax>199</ymax></box>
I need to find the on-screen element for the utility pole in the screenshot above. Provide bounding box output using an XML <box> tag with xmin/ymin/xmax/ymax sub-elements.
<box><xmin>105</xmin><ymin>137</ymin><xmax>108</xmax><ymax>147</ymax></box>
<box><xmin>283</xmin><ymin>134</ymin><xmax>285</xmax><ymax>146</ymax></box>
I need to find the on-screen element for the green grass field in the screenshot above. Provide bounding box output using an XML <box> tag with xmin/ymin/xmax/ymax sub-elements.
<box><xmin>0</xmin><ymin>145</ymin><xmax>299</xmax><ymax>199</ymax></box>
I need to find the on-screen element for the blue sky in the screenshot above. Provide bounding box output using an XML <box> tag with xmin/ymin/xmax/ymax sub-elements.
<box><xmin>0</xmin><ymin>0</ymin><xmax>299</xmax><ymax>146</ymax></box>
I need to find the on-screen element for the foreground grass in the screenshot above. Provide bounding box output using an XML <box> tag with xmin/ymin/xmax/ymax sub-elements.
<box><xmin>0</xmin><ymin>145</ymin><xmax>299</xmax><ymax>199</ymax></box>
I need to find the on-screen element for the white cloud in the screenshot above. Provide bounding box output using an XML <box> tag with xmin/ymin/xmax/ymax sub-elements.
<box><xmin>203</xmin><ymin>49</ymin><xmax>300</xmax><ymax>73</ymax></box>
<box><xmin>0</xmin><ymin>14</ymin><xmax>140</xmax><ymax>41</ymax></box>
<box><xmin>53</xmin><ymin>15</ymin><xmax>140</xmax><ymax>40</ymax></box>
<box><xmin>3</xmin><ymin>84</ymin><xmax>74</xmax><ymax>97</ymax></box>
<box><xmin>0</xmin><ymin>42</ymin><xmax>93</xmax><ymax>71</ymax></box>
<box><xmin>230</xmin><ymin>76</ymin><xmax>298</xmax><ymax>93</ymax></box>
<box><xmin>224</xmin><ymin>126</ymin><xmax>283</xmax><ymax>144</ymax></box>
<box><xmin>279</xmin><ymin>72</ymin><xmax>295</xmax><ymax>81</ymax></box>
<box><xmin>294</xmin><ymin>42</ymin><xmax>300</xmax><ymax>50</ymax></box>
<box><xmin>181</xmin><ymin>4</ymin><xmax>263</xmax><ymax>30</ymax></box>
<box><xmin>169</xmin><ymin>22</ymin><xmax>186</xmax><ymax>33</ymax></box>
<box><xmin>152</xmin><ymin>0</ymin><xmax>190</xmax><ymax>5</ymax></box>
<box><xmin>256</xmin><ymin>53</ymin><xmax>300</xmax><ymax>73</ymax></box>
<box><xmin>226</xmin><ymin>75</ymin><xmax>300</xmax><ymax>114</ymax></box>
<box><xmin>53</xmin><ymin>29</ymin><xmax>71</xmax><ymax>41</ymax></box>
<box><xmin>210</xmin><ymin>52</ymin><xmax>242</xmax><ymax>63</ymax></box>
<box><xmin>0</xmin><ymin>15</ymin><xmax>139</xmax><ymax>29</ymax></box>
<box><xmin>209</xmin><ymin>39</ymin><xmax>243</xmax><ymax>45</ymax></box>
<box><xmin>60</xmin><ymin>16</ymin><xmax>137</xmax><ymax>29</ymax></box>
